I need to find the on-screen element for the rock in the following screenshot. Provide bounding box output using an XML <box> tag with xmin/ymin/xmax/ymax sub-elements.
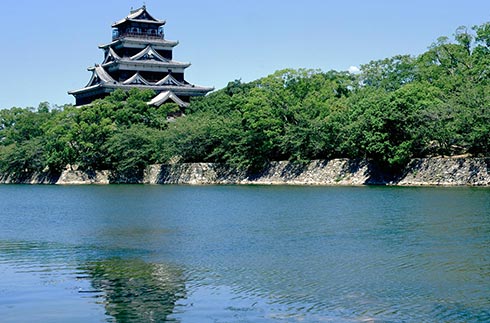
<box><xmin>1</xmin><ymin>158</ymin><xmax>490</xmax><ymax>186</ymax></box>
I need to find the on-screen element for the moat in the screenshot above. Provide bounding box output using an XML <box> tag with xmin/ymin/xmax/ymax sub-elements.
<box><xmin>1</xmin><ymin>185</ymin><xmax>489</xmax><ymax>322</ymax></box>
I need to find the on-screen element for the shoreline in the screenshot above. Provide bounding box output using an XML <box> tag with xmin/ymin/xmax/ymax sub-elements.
<box><xmin>1</xmin><ymin>157</ymin><xmax>490</xmax><ymax>186</ymax></box>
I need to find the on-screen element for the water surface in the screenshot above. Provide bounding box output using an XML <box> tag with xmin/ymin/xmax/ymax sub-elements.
<box><xmin>1</xmin><ymin>185</ymin><xmax>489</xmax><ymax>322</ymax></box>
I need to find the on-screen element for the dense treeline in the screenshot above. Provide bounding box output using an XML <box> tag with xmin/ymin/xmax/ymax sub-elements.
<box><xmin>1</xmin><ymin>23</ymin><xmax>490</xmax><ymax>180</ymax></box>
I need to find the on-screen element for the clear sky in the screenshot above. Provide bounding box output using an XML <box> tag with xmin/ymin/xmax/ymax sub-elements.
<box><xmin>1</xmin><ymin>0</ymin><xmax>490</xmax><ymax>109</ymax></box>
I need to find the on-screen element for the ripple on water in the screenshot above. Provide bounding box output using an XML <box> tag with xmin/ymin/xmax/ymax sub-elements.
<box><xmin>1</xmin><ymin>185</ymin><xmax>490</xmax><ymax>322</ymax></box>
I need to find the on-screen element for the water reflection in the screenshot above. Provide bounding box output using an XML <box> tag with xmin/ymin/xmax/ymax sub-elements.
<box><xmin>1</xmin><ymin>185</ymin><xmax>490</xmax><ymax>322</ymax></box>
<box><xmin>0</xmin><ymin>240</ymin><xmax>186</xmax><ymax>323</ymax></box>
<box><xmin>82</xmin><ymin>258</ymin><xmax>186</xmax><ymax>322</ymax></box>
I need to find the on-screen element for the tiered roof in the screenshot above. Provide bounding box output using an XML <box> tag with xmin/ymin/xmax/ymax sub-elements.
<box><xmin>70</xmin><ymin>66</ymin><xmax>212</xmax><ymax>97</ymax></box>
<box><xmin>101</xmin><ymin>45</ymin><xmax>191</xmax><ymax>72</ymax></box>
<box><xmin>112</xmin><ymin>5</ymin><xmax>165</xmax><ymax>27</ymax></box>
<box><xmin>69</xmin><ymin>6</ymin><xmax>213</xmax><ymax>107</ymax></box>
<box><xmin>99</xmin><ymin>38</ymin><xmax>179</xmax><ymax>50</ymax></box>
<box><xmin>148</xmin><ymin>91</ymin><xmax>189</xmax><ymax>108</ymax></box>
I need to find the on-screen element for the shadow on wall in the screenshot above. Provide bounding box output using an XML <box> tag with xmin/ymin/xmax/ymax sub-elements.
<box><xmin>2</xmin><ymin>158</ymin><xmax>490</xmax><ymax>186</ymax></box>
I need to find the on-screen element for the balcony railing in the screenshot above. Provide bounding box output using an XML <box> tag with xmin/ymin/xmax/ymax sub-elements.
<box><xmin>113</xmin><ymin>31</ymin><xmax>165</xmax><ymax>41</ymax></box>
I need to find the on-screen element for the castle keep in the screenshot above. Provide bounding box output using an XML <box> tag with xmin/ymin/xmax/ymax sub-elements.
<box><xmin>69</xmin><ymin>6</ymin><xmax>213</xmax><ymax>106</ymax></box>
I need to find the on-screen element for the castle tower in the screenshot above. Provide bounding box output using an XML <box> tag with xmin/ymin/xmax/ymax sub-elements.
<box><xmin>69</xmin><ymin>6</ymin><xmax>213</xmax><ymax>106</ymax></box>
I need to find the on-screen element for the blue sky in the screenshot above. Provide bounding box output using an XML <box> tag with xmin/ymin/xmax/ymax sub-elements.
<box><xmin>1</xmin><ymin>0</ymin><xmax>490</xmax><ymax>108</ymax></box>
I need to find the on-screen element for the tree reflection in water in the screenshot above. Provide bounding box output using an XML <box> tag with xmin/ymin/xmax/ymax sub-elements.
<box><xmin>82</xmin><ymin>258</ymin><xmax>186</xmax><ymax>322</ymax></box>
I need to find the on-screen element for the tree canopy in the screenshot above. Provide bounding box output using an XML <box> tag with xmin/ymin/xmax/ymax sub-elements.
<box><xmin>1</xmin><ymin>23</ymin><xmax>490</xmax><ymax>179</ymax></box>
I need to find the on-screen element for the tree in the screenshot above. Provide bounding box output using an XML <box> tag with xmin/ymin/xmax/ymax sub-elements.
<box><xmin>0</xmin><ymin>138</ymin><xmax>46</xmax><ymax>181</ymax></box>
<box><xmin>360</xmin><ymin>55</ymin><xmax>417</xmax><ymax>91</ymax></box>
<box><xmin>104</xmin><ymin>125</ymin><xmax>165</xmax><ymax>181</ymax></box>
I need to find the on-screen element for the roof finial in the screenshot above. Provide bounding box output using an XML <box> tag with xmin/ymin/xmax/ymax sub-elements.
<box><xmin>143</xmin><ymin>3</ymin><xmax>146</xmax><ymax>9</ymax></box>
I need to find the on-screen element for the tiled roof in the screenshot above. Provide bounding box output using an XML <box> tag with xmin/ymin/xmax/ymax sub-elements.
<box><xmin>112</xmin><ymin>6</ymin><xmax>165</xmax><ymax>27</ymax></box>
<box><xmin>148</xmin><ymin>91</ymin><xmax>189</xmax><ymax>107</ymax></box>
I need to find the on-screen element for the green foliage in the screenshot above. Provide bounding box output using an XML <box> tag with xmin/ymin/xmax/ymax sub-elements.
<box><xmin>360</xmin><ymin>55</ymin><xmax>417</xmax><ymax>91</ymax></box>
<box><xmin>2</xmin><ymin>22</ymin><xmax>490</xmax><ymax>178</ymax></box>
<box><xmin>0</xmin><ymin>138</ymin><xmax>47</xmax><ymax>180</ymax></box>
<box><xmin>103</xmin><ymin>125</ymin><xmax>165</xmax><ymax>181</ymax></box>
<box><xmin>162</xmin><ymin>112</ymin><xmax>240</xmax><ymax>165</ymax></box>
<box><xmin>0</xmin><ymin>104</ymin><xmax>59</xmax><ymax>146</ymax></box>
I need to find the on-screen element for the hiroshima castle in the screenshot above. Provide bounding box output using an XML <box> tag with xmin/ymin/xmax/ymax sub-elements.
<box><xmin>69</xmin><ymin>6</ymin><xmax>213</xmax><ymax>106</ymax></box>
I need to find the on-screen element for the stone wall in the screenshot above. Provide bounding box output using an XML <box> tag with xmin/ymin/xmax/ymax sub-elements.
<box><xmin>397</xmin><ymin>157</ymin><xmax>490</xmax><ymax>186</ymax></box>
<box><xmin>1</xmin><ymin>158</ymin><xmax>490</xmax><ymax>186</ymax></box>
